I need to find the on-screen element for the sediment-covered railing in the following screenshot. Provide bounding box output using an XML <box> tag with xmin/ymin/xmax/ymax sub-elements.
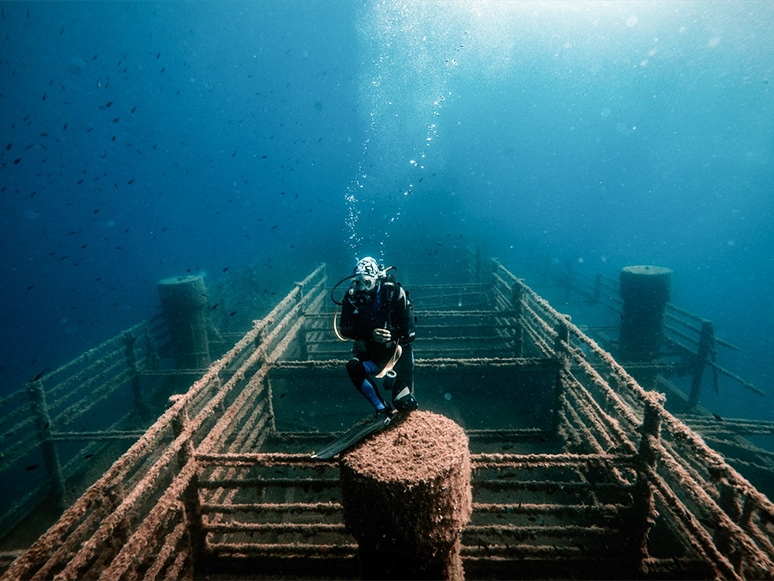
<box><xmin>4</xmin><ymin>259</ymin><xmax>774</xmax><ymax>580</ymax></box>
<box><xmin>464</xmin><ymin>452</ymin><xmax>638</xmax><ymax>578</ymax></box>
<box><xmin>493</xmin><ymin>259</ymin><xmax>774</xmax><ymax>578</ymax></box>
<box><xmin>0</xmin><ymin>313</ymin><xmax>169</xmax><ymax>542</ymax></box>
<box><xmin>540</xmin><ymin>262</ymin><xmax>764</xmax><ymax>405</ymax></box>
<box><xmin>0</xmin><ymin>259</ymin><xmax>284</xmax><ymax>548</ymax></box>
<box><xmin>1</xmin><ymin>264</ymin><xmax>327</xmax><ymax>581</ymax></box>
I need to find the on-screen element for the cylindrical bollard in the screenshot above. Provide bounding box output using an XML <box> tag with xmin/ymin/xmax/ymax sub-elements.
<box><xmin>340</xmin><ymin>411</ymin><xmax>472</xmax><ymax>580</ymax></box>
<box><xmin>157</xmin><ymin>275</ymin><xmax>210</xmax><ymax>369</ymax></box>
<box><xmin>619</xmin><ymin>265</ymin><xmax>672</xmax><ymax>362</ymax></box>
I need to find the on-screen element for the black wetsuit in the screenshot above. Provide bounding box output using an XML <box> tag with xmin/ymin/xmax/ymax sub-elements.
<box><xmin>340</xmin><ymin>281</ymin><xmax>415</xmax><ymax>411</ymax></box>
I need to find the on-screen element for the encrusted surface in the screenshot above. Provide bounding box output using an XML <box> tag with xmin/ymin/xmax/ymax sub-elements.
<box><xmin>340</xmin><ymin>411</ymin><xmax>472</xmax><ymax>579</ymax></box>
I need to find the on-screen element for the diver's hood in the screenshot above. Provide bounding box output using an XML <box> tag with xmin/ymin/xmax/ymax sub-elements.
<box><xmin>353</xmin><ymin>256</ymin><xmax>380</xmax><ymax>278</ymax></box>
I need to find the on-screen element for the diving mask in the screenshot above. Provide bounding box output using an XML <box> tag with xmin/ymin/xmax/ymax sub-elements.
<box><xmin>350</xmin><ymin>273</ymin><xmax>377</xmax><ymax>294</ymax></box>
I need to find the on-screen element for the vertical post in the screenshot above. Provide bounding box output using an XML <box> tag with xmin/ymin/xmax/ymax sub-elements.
<box><xmin>295</xmin><ymin>282</ymin><xmax>308</xmax><ymax>360</ymax></box>
<box><xmin>157</xmin><ymin>275</ymin><xmax>211</xmax><ymax>369</ymax></box>
<box><xmin>553</xmin><ymin>317</ymin><xmax>570</xmax><ymax>434</ymax></box>
<box><xmin>143</xmin><ymin>324</ymin><xmax>161</xmax><ymax>371</ymax></box>
<box><xmin>102</xmin><ymin>479</ymin><xmax>131</xmax><ymax>555</ymax></box>
<box><xmin>714</xmin><ymin>478</ymin><xmax>745</xmax><ymax>574</ymax></box>
<box><xmin>511</xmin><ymin>282</ymin><xmax>524</xmax><ymax>358</ymax></box>
<box><xmin>629</xmin><ymin>392</ymin><xmax>664</xmax><ymax>575</ymax></box>
<box><xmin>26</xmin><ymin>380</ymin><xmax>65</xmax><ymax>508</ymax></box>
<box><xmin>211</xmin><ymin>377</ymin><xmax>225</xmax><ymax>415</ymax></box>
<box><xmin>123</xmin><ymin>332</ymin><xmax>151</xmax><ymax>422</ymax></box>
<box><xmin>491</xmin><ymin>257</ymin><xmax>500</xmax><ymax>279</ymax></box>
<box><xmin>687</xmin><ymin>321</ymin><xmax>715</xmax><ymax>410</ymax></box>
<box><xmin>170</xmin><ymin>398</ymin><xmax>205</xmax><ymax>561</ymax></box>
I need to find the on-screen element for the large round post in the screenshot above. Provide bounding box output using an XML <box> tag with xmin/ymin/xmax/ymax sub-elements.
<box><xmin>157</xmin><ymin>275</ymin><xmax>211</xmax><ymax>369</ymax></box>
<box><xmin>618</xmin><ymin>265</ymin><xmax>672</xmax><ymax>362</ymax></box>
<box><xmin>340</xmin><ymin>411</ymin><xmax>472</xmax><ymax>580</ymax></box>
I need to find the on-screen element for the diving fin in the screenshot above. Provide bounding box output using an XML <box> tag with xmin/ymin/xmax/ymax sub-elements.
<box><xmin>312</xmin><ymin>412</ymin><xmax>392</xmax><ymax>460</ymax></box>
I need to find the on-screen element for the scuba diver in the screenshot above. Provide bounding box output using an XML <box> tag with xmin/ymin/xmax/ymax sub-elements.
<box><xmin>333</xmin><ymin>256</ymin><xmax>418</xmax><ymax>418</ymax></box>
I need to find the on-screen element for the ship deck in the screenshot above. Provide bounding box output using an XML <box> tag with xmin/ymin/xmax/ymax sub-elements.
<box><xmin>2</xmin><ymin>257</ymin><xmax>773</xmax><ymax>580</ymax></box>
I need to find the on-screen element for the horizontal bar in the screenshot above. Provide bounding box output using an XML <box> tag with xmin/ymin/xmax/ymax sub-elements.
<box><xmin>201</xmin><ymin>502</ymin><xmax>342</xmax><ymax>515</ymax></box>
<box><xmin>204</xmin><ymin>522</ymin><xmax>347</xmax><ymax>534</ymax></box>
<box><xmin>50</xmin><ymin>431</ymin><xmax>147</xmax><ymax>442</ymax></box>
<box><xmin>199</xmin><ymin>477</ymin><xmax>338</xmax><ymax>489</ymax></box>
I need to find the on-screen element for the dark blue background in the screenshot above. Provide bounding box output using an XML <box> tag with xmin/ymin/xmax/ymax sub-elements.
<box><xmin>2</xmin><ymin>1</ymin><xmax>772</xmax><ymax>422</ymax></box>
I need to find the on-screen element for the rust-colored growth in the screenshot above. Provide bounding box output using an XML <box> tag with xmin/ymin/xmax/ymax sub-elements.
<box><xmin>340</xmin><ymin>410</ymin><xmax>472</xmax><ymax>580</ymax></box>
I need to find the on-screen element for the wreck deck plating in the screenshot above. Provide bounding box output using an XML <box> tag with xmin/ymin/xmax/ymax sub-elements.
<box><xmin>1</xmin><ymin>258</ymin><xmax>773</xmax><ymax>580</ymax></box>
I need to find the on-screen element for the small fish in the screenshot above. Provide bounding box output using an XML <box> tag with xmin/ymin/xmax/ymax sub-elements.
<box><xmin>84</xmin><ymin>453</ymin><xmax>94</xmax><ymax>459</ymax></box>
<box><xmin>279</xmin><ymin>392</ymin><xmax>287</xmax><ymax>399</ymax></box>
<box><xmin>211</xmin><ymin>303</ymin><xmax>219</xmax><ymax>310</ymax></box>
<box><xmin>222</xmin><ymin>267</ymin><xmax>229</xmax><ymax>272</ymax></box>
<box><xmin>43</xmin><ymin>422</ymin><xmax>49</xmax><ymax>430</ymax></box>
<box><xmin>32</xmin><ymin>368</ymin><xmax>50</xmax><ymax>381</ymax></box>
<box><xmin>25</xmin><ymin>464</ymin><xmax>39</xmax><ymax>472</ymax></box>
<box><xmin>229</xmin><ymin>311</ymin><xmax>237</xmax><ymax>317</ymax></box>
<box><xmin>131</xmin><ymin>106</ymin><xmax>136</xmax><ymax>113</ymax></box>
<box><xmin>127</xmin><ymin>179</ymin><xmax>134</xmax><ymax>185</ymax></box>
<box><xmin>105</xmin><ymin>101</ymin><xmax>113</xmax><ymax>108</ymax></box>
<box><xmin>713</xmin><ymin>413</ymin><xmax>724</xmax><ymax>422</ymax></box>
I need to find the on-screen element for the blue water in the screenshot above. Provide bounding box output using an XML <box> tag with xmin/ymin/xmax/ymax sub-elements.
<box><xmin>1</xmin><ymin>1</ymin><xmax>772</xmax><ymax>422</ymax></box>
